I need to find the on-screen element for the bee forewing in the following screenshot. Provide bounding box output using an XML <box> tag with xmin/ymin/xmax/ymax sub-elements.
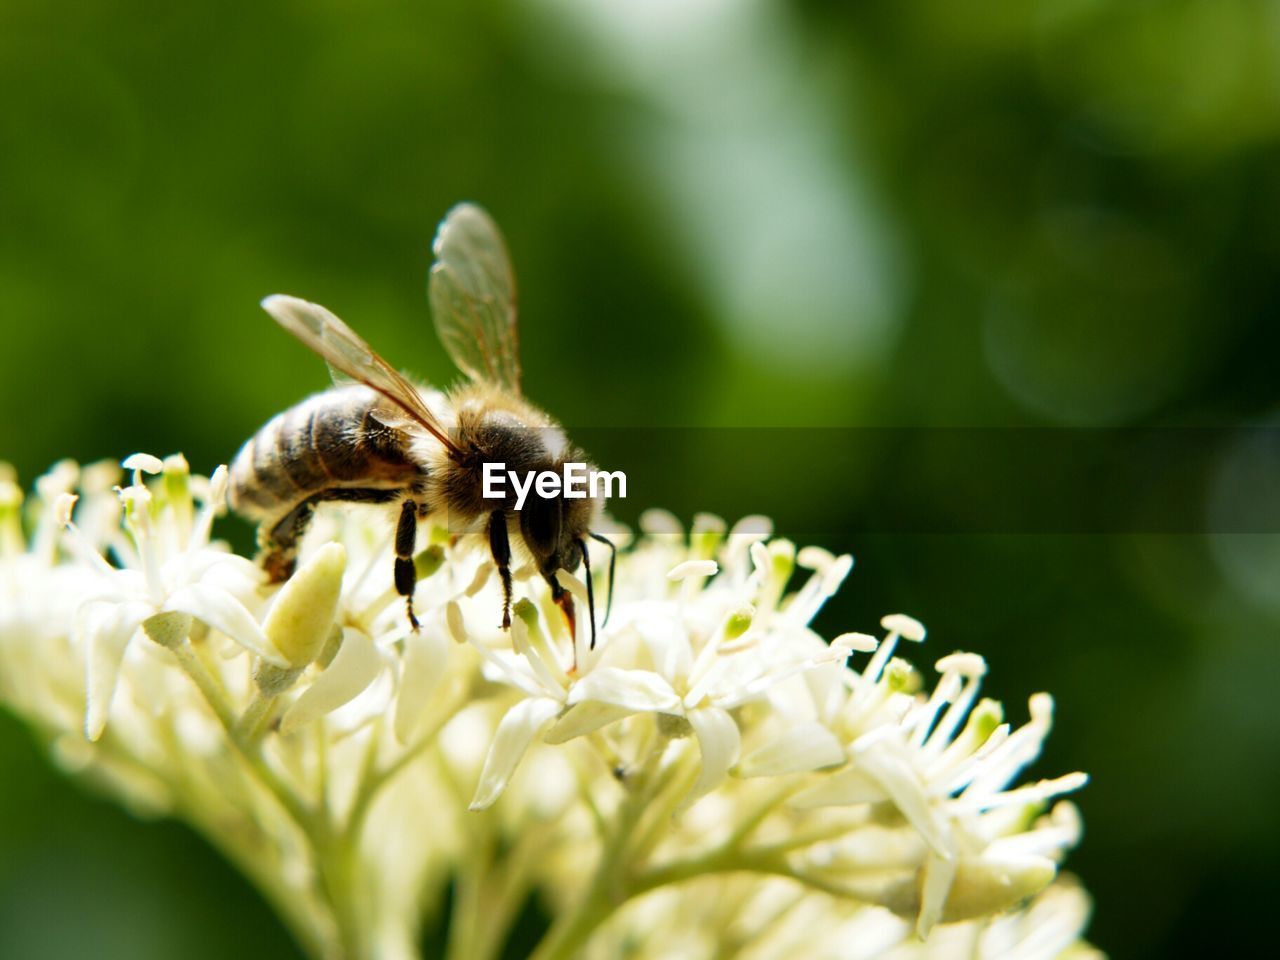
<box><xmin>428</xmin><ymin>203</ymin><xmax>522</xmax><ymax>394</ymax></box>
<box><xmin>262</xmin><ymin>294</ymin><xmax>368</xmax><ymax>368</ymax></box>
<box><xmin>261</xmin><ymin>294</ymin><xmax>461</xmax><ymax>455</ymax></box>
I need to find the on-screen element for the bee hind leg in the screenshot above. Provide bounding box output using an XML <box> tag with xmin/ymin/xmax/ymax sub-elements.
<box><xmin>262</xmin><ymin>501</ymin><xmax>317</xmax><ymax>583</ymax></box>
<box><xmin>262</xmin><ymin>487</ymin><xmax>403</xmax><ymax>586</ymax></box>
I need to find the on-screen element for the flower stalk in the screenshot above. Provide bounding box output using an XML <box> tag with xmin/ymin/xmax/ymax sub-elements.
<box><xmin>0</xmin><ymin>455</ymin><xmax>1098</xmax><ymax>959</ymax></box>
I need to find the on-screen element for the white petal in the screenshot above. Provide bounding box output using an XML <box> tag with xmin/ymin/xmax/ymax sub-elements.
<box><xmin>544</xmin><ymin>701</ymin><xmax>636</xmax><ymax>744</ymax></box>
<box><xmin>737</xmin><ymin>722</ymin><xmax>845</xmax><ymax>778</ymax></box>
<box><xmin>53</xmin><ymin>492</ymin><xmax>78</xmax><ymax>526</ymax></box>
<box><xmin>83</xmin><ymin>601</ymin><xmax>148</xmax><ymax>741</ymax></box>
<box><xmin>791</xmin><ymin>764</ymin><xmax>889</xmax><ymax>809</ymax></box>
<box><xmin>469</xmin><ymin>697</ymin><xmax>561</xmax><ymax>810</ymax></box>
<box><xmin>637</xmin><ymin>615</ymin><xmax>692</xmax><ymax>684</ymax></box>
<box><xmin>855</xmin><ymin>735</ymin><xmax>953</xmax><ymax>857</ymax></box>
<box><xmin>280</xmin><ymin>629</ymin><xmax>382</xmax><ymax>735</ymax></box>
<box><xmin>166</xmin><ymin>583</ymin><xmax>286</xmax><ymax>666</ymax></box>
<box><xmin>394</xmin><ymin>624</ymin><xmax>448</xmax><ymax>743</ymax></box>
<box><xmin>917</xmin><ymin>852</ymin><xmax>958</xmax><ymax>938</ymax></box>
<box><xmin>684</xmin><ymin>706</ymin><xmax>741</xmax><ymax>806</ymax></box>
<box><xmin>476</xmin><ymin>647</ymin><xmax>550</xmax><ymax>699</ymax></box>
<box><xmin>567</xmin><ymin>667</ymin><xmax>681</xmax><ymax>714</ymax></box>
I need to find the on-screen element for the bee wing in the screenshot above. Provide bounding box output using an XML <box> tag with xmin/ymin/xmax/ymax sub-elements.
<box><xmin>261</xmin><ymin>294</ymin><xmax>462</xmax><ymax>456</ymax></box>
<box><xmin>428</xmin><ymin>203</ymin><xmax>522</xmax><ymax>393</ymax></box>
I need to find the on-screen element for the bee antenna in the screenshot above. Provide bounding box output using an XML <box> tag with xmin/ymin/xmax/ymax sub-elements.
<box><xmin>578</xmin><ymin>538</ymin><xmax>597</xmax><ymax>651</ymax></box>
<box><xmin>588</xmin><ymin>532</ymin><xmax>616</xmax><ymax>627</ymax></box>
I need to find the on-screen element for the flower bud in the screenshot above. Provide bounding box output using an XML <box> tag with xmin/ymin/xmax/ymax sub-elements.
<box><xmin>263</xmin><ymin>542</ymin><xmax>346</xmax><ymax>668</ymax></box>
<box><xmin>873</xmin><ymin>853</ymin><xmax>1056</xmax><ymax>926</ymax></box>
<box><xmin>940</xmin><ymin>854</ymin><xmax>1057</xmax><ymax>923</ymax></box>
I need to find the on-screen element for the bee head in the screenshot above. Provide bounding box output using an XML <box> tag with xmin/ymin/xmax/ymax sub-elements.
<box><xmin>519</xmin><ymin>488</ymin><xmax>601</xmax><ymax>646</ymax></box>
<box><xmin>519</xmin><ymin>490</ymin><xmax>592</xmax><ymax>580</ymax></box>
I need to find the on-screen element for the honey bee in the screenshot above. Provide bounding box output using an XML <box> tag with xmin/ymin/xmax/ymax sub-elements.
<box><xmin>229</xmin><ymin>203</ymin><xmax>613</xmax><ymax>644</ymax></box>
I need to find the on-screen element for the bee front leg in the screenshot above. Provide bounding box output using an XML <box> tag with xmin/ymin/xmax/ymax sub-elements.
<box><xmin>488</xmin><ymin>510</ymin><xmax>513</xmax><ymax>630</ymax></box>
<box><xmin>394</xmin><ymin>498</ymin><xmax>421</xmax><ymax>632</ymax></box>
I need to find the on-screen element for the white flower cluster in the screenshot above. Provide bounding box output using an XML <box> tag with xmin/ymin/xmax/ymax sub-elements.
<box><xmin>0</xmin><ymin>456</ymin><xmax>1098</xmax><ymax>960</ymax></box>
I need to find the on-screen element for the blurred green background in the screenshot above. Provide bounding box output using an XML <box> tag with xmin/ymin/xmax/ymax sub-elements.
<box><xmin>2</xmin><ymin>1</ymin><xmax>1279</xmax><ymax>957</ymax></box>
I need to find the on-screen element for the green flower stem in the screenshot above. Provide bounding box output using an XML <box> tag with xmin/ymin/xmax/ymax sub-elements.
<box><xmin>632</xmin><ymin>846</ymin><xmax>865</xmax><ymax>904</ymax></box>
<box><xmin>446</xmin><ymin>818</ymin><xmax>557</xmax><ymax>960</ymax></box>
<box><xmin>721</xmin><ymin>779</ymin><xmax>805</xmax><ymax>849</ymax></box>
<box><xmin>628</xmin><ymin>846</ymin><xmax>747</xmax><ymax>895</ymax></box>
<box><xmin>533</xmin><ymin>763</ymin><xmax>861</xmax><ymax>960</ymax></box>
<box><xmin>355</xmin><ymin>714</ymin><xmax>383</xmax><ymax>797</ymax></box>
<box><xmin>432</xmin><ymin>749</ymin><xmax>563</xmax><ymax>960</ymax></box>
<box><xmin>528</xmin><ymin>880</ymin><xmax>612</xmax><ymax>960</ymax></box>
<box><xmin>619</xmin><ymin>750</ymin><xmax>701</xmax><ymax>867</ymax></box>
<box><xmin>170</xmin><ymin>641</ymin><xmax>377</xmax><ymax>960</ymax></box>
<box><xmin>482</xmin><ymin>821</ymin><xmax>555</xmax><ymax>955</ymax></box>
<box><xmin>315</xmin><ymin>718</ymin><xmax>331</xmax><ymax>804</ymax></box>
<box><xmin>434</xmin><ymin>752</ymin><xmax>502</xmax><ymax>960</ymax></box>
<box><xmin>344</xmin><ymin>680</ymin><xmax>470</xmax><ymax>839</ymax></box>
<box><xmin>171</xmin><ymin>643</ymin><xmax>317</xmax><ymax>831</ymax></box>
<box><xmin>93</xmin><ymin>723</ymin><xmax>333</xmax><ymax>960</ymax></box>
<box><xmin>313</xmin><ymin>829</ymin><xmax>372</xmax><ymax>960</ymax></box>
<box><xmin>237</xmin><ymin>690</ymin><xmax>280</xmax><ymax>741</ymax></box>
<box><xmin>745</xmin><ymin>818</ymin><xmax>868</xmax><ymax>858</ymax></box>
<box><xmin>529</xmin><ymin>738</ymin><xmax>675</xmax><ymax>960</ymax></box>
<box><xmin>190</xmin><ymin>630</ymin><xmax>233</xmax><ymax>701</ymax></box>
<box><xmin>444</xmin><ymin>823</ymin><xmax>496</xmax><ymax>960</ymax></box>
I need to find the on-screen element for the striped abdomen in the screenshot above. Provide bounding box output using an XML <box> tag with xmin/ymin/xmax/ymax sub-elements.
<box><xmin>229</xmin><ymin>385</ymin><xmax>423</xmax><ymax>527</ymax></box>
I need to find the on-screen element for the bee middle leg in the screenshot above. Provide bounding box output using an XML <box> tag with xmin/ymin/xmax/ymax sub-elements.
<box><xmin>394</xmin><ymin>498</ymin><xmax>421</xmax><ymax>632</ymax></box>
<box><xmin>488</xmin><ymin>510</ymin><xmax>513</xmax><ymax>630</ymax></box>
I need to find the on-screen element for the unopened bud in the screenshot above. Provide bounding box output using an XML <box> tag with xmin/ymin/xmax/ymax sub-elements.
<box><xmin>263</xmin><ymin>542</ymin><xmax>346</xmax><ymax>668</ymax></box>
<box><xmin>875</xmin><ymin>853</ymin><xmax>1056</xmax><ymax>925</ymax></box>
<box><xmin>940</xmin><ymin>854</ymin><xmax>1056</xmax><ymax>923</ymax></box>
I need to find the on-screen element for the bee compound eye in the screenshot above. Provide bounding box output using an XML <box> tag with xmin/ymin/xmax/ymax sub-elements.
<box><xmin>518</xmin><ymin>494</ymin><xmax>561</xmax><ymax>559</ymax></box>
